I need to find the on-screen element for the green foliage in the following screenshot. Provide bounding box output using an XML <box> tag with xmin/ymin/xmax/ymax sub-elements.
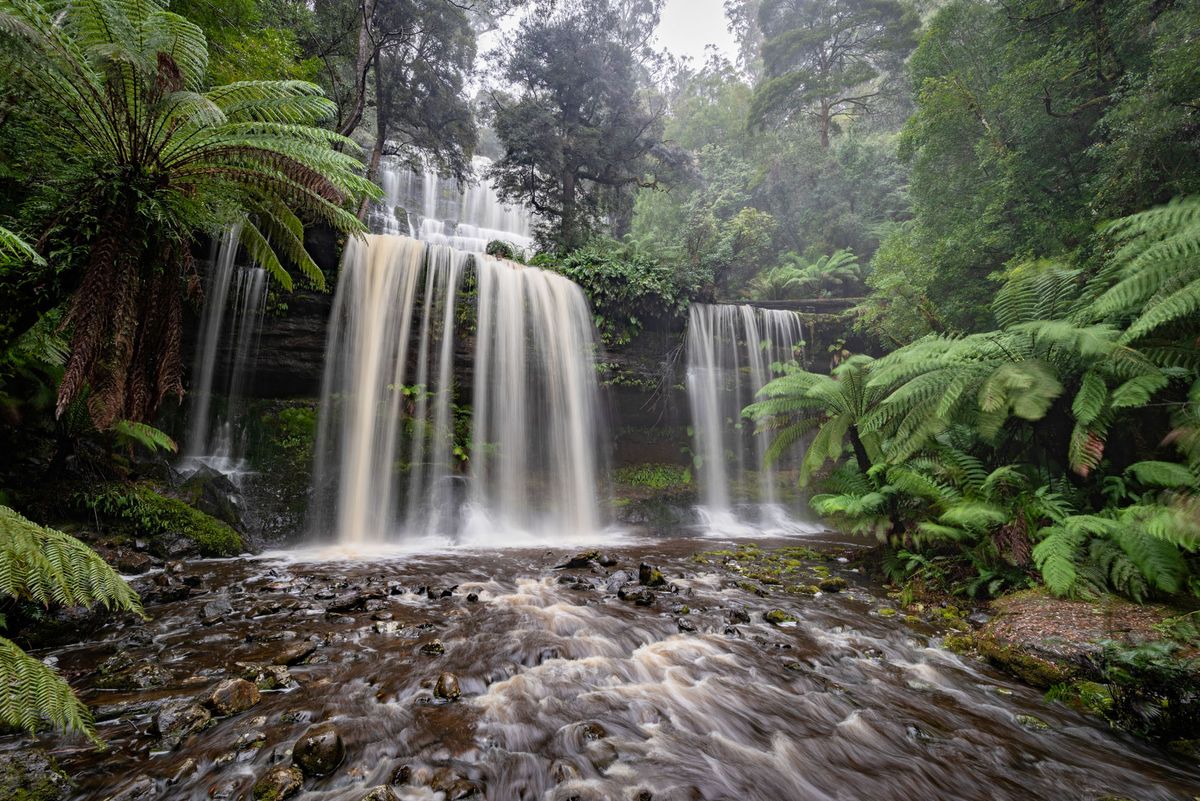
<box><xmin>749</xmin><ymin>249</ymin><xmax>867</xmax><ymax>301</ymax></box>
<box><xmin>613</xmin><ymin>464</ymin><xmax>690</xmax><ymax>491</ymax></box>
<box><xmin>0</xmin><ymin>0</ymin><xmax>378</xmax><ymax>428</ymax></box>
<box><xmin>0</xmin><ymin>505</ymin><xmax>144</xmax><ymax>743</ymax></box>
<box><xmin>109</xmin><ymin>421</ymin><xmax>178</xmax><ymax>455</ymax></box>
<box><xmin>1089</xmin><ymin>641</ymin><xmax>1200</xmax><ymax>741</ymax></box>
<box><xmin>76</xmin><ymin>484</ymin><xmax>243</xmax><ymax>557</ymax></box>
<box><xmin>534</xmin><ymin>239</ymin><xmax>693</xmax><ymax>346</ymax></box>
<box><xmin>0</xmin><ymin>636</ymin><xmax>96</xmax><ymax>745</ymax></box>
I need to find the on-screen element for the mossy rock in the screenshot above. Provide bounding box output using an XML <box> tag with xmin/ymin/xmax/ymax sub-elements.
<box><xmin>941</xmin><ymin>633</ymin><xmax>976</xmax><ymax>655</ymax></box>
<box><xmin>817</xmin><ymin>577</ymin><xmax>847</xmax><ymax>593</ymax></box>
<box><xmin>975</xmin><ymin>632</ymin><xmax>1074</xmax><ymax>689</ymax></box>
<box><xmin>77</xmin><ymin>483</ymin><xmax>242</xmax><ymax>557</ymax></box>
<box><xmin>0</xmin><ymin>750</ymin><xmax>71</xmax><ymax>801</ymax></box>
<box><xmin>764</xmin><ymin>609</ymin><xmax>797</xmax><ymax>625</ymax></box>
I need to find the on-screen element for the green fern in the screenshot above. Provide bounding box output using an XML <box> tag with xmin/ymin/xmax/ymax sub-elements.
<box><xmin>0</xmin><ymin>636</ymin><xmax>97</xmax><ymax>744</ymax></box>
<box><xmin>0</xmin><ymin>506</ymin><xmax>144</xmax><ymax>744</ymax></box>
<box><xmin>109</xmin><ymin>420</ymin><xmax>178</xmax><ymax>454</ymax></box>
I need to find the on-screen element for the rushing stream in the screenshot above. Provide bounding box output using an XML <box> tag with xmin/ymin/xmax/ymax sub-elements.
<box><xmin>17</xmin><ymin>536</ymin><xmax>1200</xmax><ymax>801</ymax></box>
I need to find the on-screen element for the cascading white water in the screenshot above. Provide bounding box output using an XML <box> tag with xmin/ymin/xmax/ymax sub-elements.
<box><xmin>685</xmin><ymin>303</ymin><xmax>807</xmax><ymax>526</ymax></box>
<box><xmin>184</xmin><ymin>226</ymin><xmax>269</xmax><ymax>474</ymax></box>
<box><xmin>311</xmin><ymin>234</ymin><xmax>607</xmax><ymax>546</ymax></box>
<box><xmin>372</xmin><ymin>155</ymin><xmax>534</xmax><ymax>254</ymax></box>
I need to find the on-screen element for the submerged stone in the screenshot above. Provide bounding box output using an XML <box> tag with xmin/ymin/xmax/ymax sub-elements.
<box><xmin>154</xmin><ymin>702</ymin><xmax>212</xmax><ymax>748</ymax></box>
<box><xmin>359</xmin><ymin>786</ymin><xmax>399</xmax><ymax>801</ymax></box>
<box><xmin>292</xmin><ymin>722</ymin><xmax>345</xmax><ymax>777</ymax></box>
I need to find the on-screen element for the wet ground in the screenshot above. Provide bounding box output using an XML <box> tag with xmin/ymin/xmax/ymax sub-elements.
<box><xmin>5</xmin><ymin>534</ymin><xmax>1200</xmax><ymax>801</ymax></box>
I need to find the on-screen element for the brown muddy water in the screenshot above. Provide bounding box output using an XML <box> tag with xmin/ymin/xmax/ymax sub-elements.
<box><xmin>5</xmin><ymin>535</ymin><xmax>1200</xmax><ymax>801</ymax></box>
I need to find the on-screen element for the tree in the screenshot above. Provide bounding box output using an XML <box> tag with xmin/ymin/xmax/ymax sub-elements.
<box><xmin>487</xmin><ymin>0</ymin><xmax>674</xmax><ymax>251</ymax></box>
<box><xmin>750</xmin><ymin>0</ymin><xmax>917</xmax><ymax>147</ymax></box>
<box><xmin>0</xmin><ymin>0</ymin><xmax>378</xmax><ymax>429</ymax></box>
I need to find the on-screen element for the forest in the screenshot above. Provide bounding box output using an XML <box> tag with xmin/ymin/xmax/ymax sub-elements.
<box><xmin>0</xmin><ymin>0</ymin><xmax>1198</xmax><ymax>799</ymax></box>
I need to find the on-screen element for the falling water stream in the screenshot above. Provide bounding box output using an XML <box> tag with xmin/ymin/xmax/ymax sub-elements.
<box><xmin>685</xmin><ymin>303</ymin><xmax>808</xmax><ymax>529</ymax></box>
<box><xmin>183</xmin><ymin>226</ymin><xmax>269</xmax><ymax>475</ymax></box>
<box><xmin>311</xmin><ymin>234</ymin><xmax>607</xmax><ymax>546</ymax></box>
<box><xmin>373</xmin><ymin>156</ymin><xmax>534</xmax><ymax>254</ymax></box>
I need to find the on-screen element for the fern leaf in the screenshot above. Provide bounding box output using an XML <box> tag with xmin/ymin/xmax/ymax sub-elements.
<box><xmin>0</xmin><ymin>637</ymin><xmax>98</xmax><ymax>744</ymax></box>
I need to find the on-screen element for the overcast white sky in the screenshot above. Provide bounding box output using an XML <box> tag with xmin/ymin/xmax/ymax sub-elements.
<box><xmin>654</xmin><ymin>0</ymin><xmax>738</xmax><ymax>65</ymax></box>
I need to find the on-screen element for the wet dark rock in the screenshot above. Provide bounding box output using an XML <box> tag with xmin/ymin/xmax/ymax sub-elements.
<box><xmin>102</xmin><ymin>775</ymin><xmax>156</xmax><ymax>800</ymax></box>
<box><xmin>390</xmin><ymin>765</ymin><xmax>413</xmax><ymax>785</ymax></box>
<box><xmin>434</xmin><ymin>672</ymin><xmax>461</xmax><ymax>701</ymax></box>
<box><xmin>0</xmin><ymin>749</ymin><xmax>71</xmax><ymax>801</ymax></box>
<box><xmin>556</xmin><ymin>550</ymin><xmax>601</xmax><ymax>569</ymax></box>
<box><xmin>764</xmin><ymin>609</ymin><xmax>797</xmax><ymax>626</ymax></box>
<box><xmin>439</xmin><ymin>587</ymin><xmax>456</xmax><ymax>598</ymax></box>
<box><xmin>235</xmin><ymin>662</ymin><xmax>293</xmax><ymax>690</ymax></box>
<box><xmin>728</xmin><ymin>608</ymin><xmax>751</xmax><ymax>624</ymax></box>
<box><xmin>442</xmin><ymin>780</ymin><xmax>483</xmax><ymax>800</ymax></box>
<box><xmin>275</xmin><ymin>640</ymin><xmax>318</xmax><ymax>665</ymax></box>
<box><xmin>968</xmin><ymin>611</ymin><xmax>992</xmax><ymax>627</ymax></box>
<box><xmin>372</xmin><ymin>610</ymin><xmax>394</xmax><ymax>621</ymax></box>
<box><xmin>207</xmin><ymin>678</ymin><xmax>261</xmax><ymax>715</ymax></box>
<box><xmin>605</xmin><ymin>570</ymin><xmax>631</xmax><ymax>593</ymax></box>
<box><xmin>98</xmin><ymin>651</ymin><xmax>134</xmax><ymax>676</ymax></box>
<box><xmin>466</xmin><ymin>592</ymin><xmax>479</xmax><ymax>603</ymax></box>
<box><xmin>633</xmin><ymin>590</ymin><xmax>656</xmax><ymax>607</ymax></box>
<box><xmin>114</xmin><ymin>549</ymin><xmax>154</xmax><ymax>574</ymax></box>
<box><xmin>638</xmin><ymin>562</ymin><xmax>667</xmax><ymax>587</ymax></box>
<box><xmin>676</xmin><ymin>617</ymin><xmax>697</xmax><ymax>632</ymax></box>
<box><xmin>154</xmin><ymin>702</ymin><xmax>212</xmax><ymax>747</ymax></box>
<box><xmin>598</xmin><ymin>553</ymin><xmax>619</xmax><ymax>567</ymax></box>
<box><xmin>327</xmin><ymin>591</ymin><xmax>364</xmax><ymax>613</ymax></box>
<box><xmin>252</xmin><ymin>765</ymin><xmax>303</xmax><ymax>801</ymax></box>
<box><xmin>180</xmin><ymin>464</ymin><xmax>244</xmax><ymax>526</ymax></box>
<box><xmin>419</xmin><ymin>639</ymin><xmax>446</xmax><ymax>656</ymax></box>
<box><xmin>359</xmin><ymin>787</ymin><xmax>399</xmax><ymax>801</ymax></box>
<box><xmin>818</xmin><ymin>577</ymin><xmax>848</xmax><ymax>593</ymax></box>
<box><xmin>292</xmin><ymin>722</ymin><xmax>345</xmax><ymax>777</ymax></box>
<box><xmin>636</xmin><ymin>792</ymin><xmax>653</xmax><ymax>801</ymax></box>
<box><xmin>235</xmin><ymin>729</ymin><xmax>267</xmax><ymax>750</ymax></box>
<box><xmin>201</xmin><ymin>595</ymin><xmax>234</xmax><ymax>624</ymax></box>
<box><xmin>723</xmin><ymin>625</ymin><xmax>741</xmax><ymax>637</ymax></box>
<box><xmin>97</xmin><ymin>663</ymin><xmax>170</xmax><ymax>690</ymax></box>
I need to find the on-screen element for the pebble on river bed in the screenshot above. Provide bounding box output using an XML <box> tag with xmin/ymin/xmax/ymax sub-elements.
<box><xmin>252</xmin><ymin>765</ymin><xmax>304</xmax><ymax>801</ymax></box>
<box><xmin>434</xmin><ymin>671</ymin><xmax>461</xmax><ymax>700</ymax></box>
<box><xmin>207</xmin><ymin>678</ymin><xmax>261</xmax><ymax>716</ymax></box>
<box><xmin>292</xmin><ymin>722</ymin><xmax>346</xmax><ymax>777</ymax></box>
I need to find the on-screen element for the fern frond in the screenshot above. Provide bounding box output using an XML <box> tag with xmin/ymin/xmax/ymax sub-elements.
<box><xmin>0</xmin><ymin>637</ymin><xmax>98</xmax><ymax>744</ymax></box>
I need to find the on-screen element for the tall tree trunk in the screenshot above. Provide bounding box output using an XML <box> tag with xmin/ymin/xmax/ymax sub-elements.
<box><xmin>819</xmin><ymin>98</ymin><xmax>831</xmax><ymax>149</ymax></box>
<box><xmin>339</xmin><ymin>0</ymin><xmax>378</xmax><ymax>138</ymax></box>
<box><xmin>560</xmin><ymin>169</ymin><xmax>579</xmax><ymax>251</ymax></box>
<box><xmin>359</xmin><ymin>59</ymin><xmax>389</xmax><ymax>222</ymax></box>
<box><xmin>848</xmin><ymin>424</ymin><xmax>872</xmax><ymax>474</ymax></box>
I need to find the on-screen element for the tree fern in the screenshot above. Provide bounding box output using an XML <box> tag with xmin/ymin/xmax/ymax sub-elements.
<box><xmin>109</xmin><ymin>420</ymin><xmax>178</xmax><ymax>454</ymax></box>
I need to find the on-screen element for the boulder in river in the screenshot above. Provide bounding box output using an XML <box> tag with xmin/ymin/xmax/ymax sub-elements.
<box><xmin>419</xmin><ymin>639</ymin><xmax>446</xmax><ymax>656</ymax></box>
<box><xmin>201</xmin><ymin>595</ymin><xmax>234</xmax><ymax>624</ymax></box>
<box><xmin>818</xmin><ymin>577</ymin><xmax>848</xmax><ymax>593</ymax></box>
<box><xmin>0</xmin><ymin>749</ymin><xmax>71</xmax><ymax>801</ymax></box>
<box><xmin>359</xmin><ymin>787</ymin><xmax>399</xmax><ymax>801</ymax></box>
<box><xmin>252</xmin><ymin>765</ymin><xmax>304</xmax><ymax>801</ymax></box>
<box><xmin>292</xmin><ymin>722</ymin><xmax>345</xmax><ymax>777</ymax></box>
<box><xmin>434</xmin><ymin>671</ymin><xmax>461</xmax><ymax>700</ymax></box>
<box><xmin>207</xmin><ymin>678</ymin><xmax>261</xmax><ymax>715</ymax></box>
<box><xmin>154</xmin><ymin>701</ymin><xmax>212</xmax><ymax>748</ymax></box>
<box><xmin>180</xmin><ymin>463</ymin><xmax>245</xmax><ymax>526</ymax></box>
<box><xmin>638</xmin><ymin>562</ymin><xmax>667</xmax><ymax>587</ymax></box>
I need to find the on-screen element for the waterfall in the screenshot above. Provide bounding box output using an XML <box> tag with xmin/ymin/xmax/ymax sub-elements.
<box><xmin>311</xmin><ymin>234</ymin><xmax>607</xmax><ymax>545</ymax></box>
<box><xmin>371</xmin><ymin>155</ymin><xmax>534</xmax><ymax>254</ymax></box>
<box><xmin>685</xmin><ymin>303</ymin><xmax>807</xmax><ymax>525</ymax></box>
<box><xmin>183</xmin><ymin>226</ymin><xmax>269</xmax><ymax>473</ymax></box>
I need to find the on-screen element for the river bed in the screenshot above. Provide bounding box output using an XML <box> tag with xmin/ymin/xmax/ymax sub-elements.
<box><xmin>5</xmin><ymin>535</ymin><xmax>1199</xmax><ymax>800</ymax></box>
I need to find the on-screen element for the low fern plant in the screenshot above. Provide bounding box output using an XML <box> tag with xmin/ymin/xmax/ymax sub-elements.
<box><xmin>0</xmin><ymin>505</ymin><xmax>144</xmax><ymax>744</ymax></box>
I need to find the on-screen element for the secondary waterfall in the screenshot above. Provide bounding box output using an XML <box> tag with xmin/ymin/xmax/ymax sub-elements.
<box><xmin>686</xmin><ymin>303</ymin><xmax>807</xmax><ymax>525</ymax></box>
<box><xmin>372</xmin><ymin>155</ymin><xmax>534</xmax><ymax>254</ymax></box>
<box><xmin>312</xmin><ymin>234</ymin><xmax>606</xmax><ymax>545</ymax></box>
<box><xmin>183</xmin><ymin>226</ymin><xmax>268</xmax><ymax>473</ymax></box>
